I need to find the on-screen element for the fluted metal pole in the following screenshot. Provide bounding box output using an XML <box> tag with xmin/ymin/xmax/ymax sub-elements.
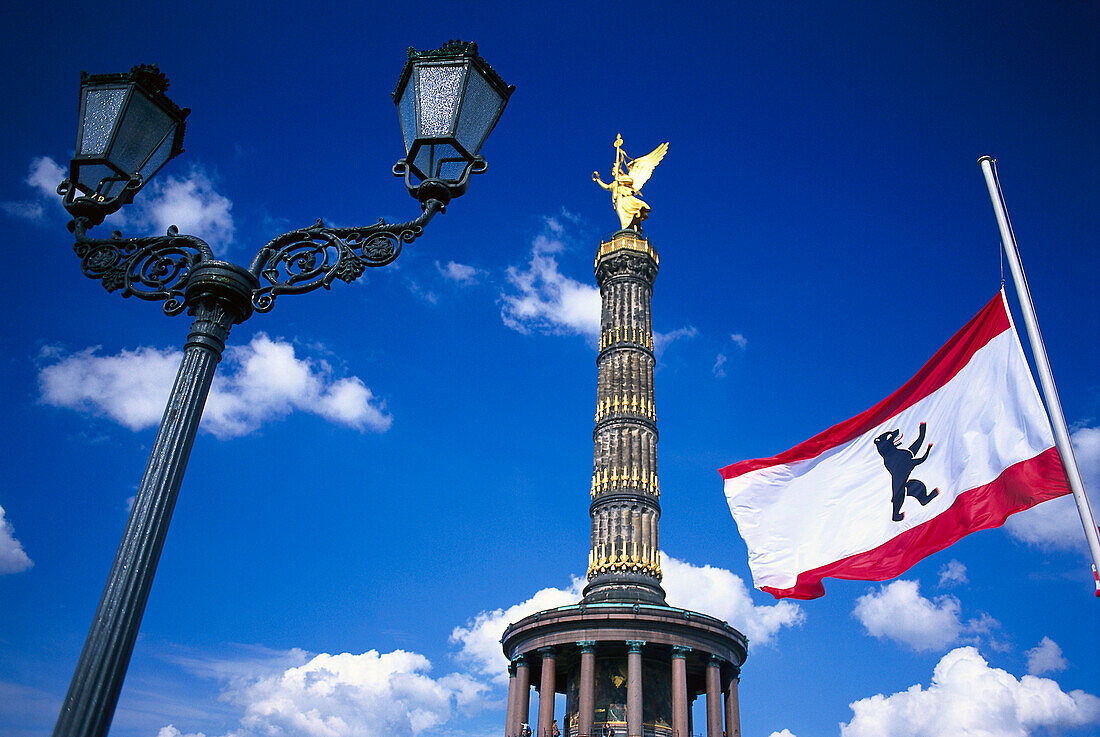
<box><xmin>52</xmin><ymin>262</ymin><xmax>257</xmax><ymax>737</ymax></box>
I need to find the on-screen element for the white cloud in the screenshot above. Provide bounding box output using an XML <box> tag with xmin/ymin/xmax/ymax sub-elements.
<box><xmin>160</xmin><ymin>648</ymin><xmax>481</xmax><ymax>737</ymax></box>
<box><xmin>157</xmin><ymin>727</ymin><xmax>208</xmax><ymax>737</ymax></box>
<box><xmin>841</xmin><ymin>646</ymin><xmax>1100</xmax><ymax>737</ymax></box>
<box><xmin>1</xmin><ymin>156</ymin><xmax>68</xmax><ymax>221</ymax></box>
<box><xmin>768</xmin><ymin>731</ymin><xmax>798</xmax><ymax>737</ymax></box>
<box><xmin>39</xmin><ymin>334</ymin><xmax>392</xmax><ymax>439</ymax></box>
<box><xmin>0</xmin><ymin>200</ymin><xmax>45</xmax><ymax>220</ymax></box>
<box><xmin>712</xmin><ymin>353</ymin><xmax>728</xmax><ymax>378</ymax></box>
<box><xmin>852</xmin><ymin>580</ymin><xmax>1002</xmax><ymax>652</ymax></box>
<box><xmin>937</xmin><ymin>559</ymin><xmax>968</xmax><ymax>587</ymax></box>
<box><xmin>436</xmin><ymin>260</ymin><xmax>479</xmax><ymax>285</ymax></box>
<box><xmin>500</xmin><ymin>226</ymin><xmax>601</xmax><ymax>339</ymax></box>
<box><xmin>730</xmin><ymin>332</ymin><xmax>748</xmax><ymax>350</ymax></box>
<box><xmin>661</xmin><ymin>553</ymin><xmax>803</xmax><ymax>647</ymax></box>
<box><xmin>406</xmin><ymin>279</ymin><xmax>439</xmax><ymax>305</ymax></box>
<box><xmin>450</xmin><ymin>580</ymin><xmax>585</xmax><ymax>684</ymax></box>
<box><xmin>28</xmin><ymin>155</ymin><xmax>67</xmax><ymax>198</ymax></box>
<box><xmin>131</xmin><ymin>168</ymin><xmax>234</xmax><ymax>254</ymax></box>
<box><xmin>1025</xmin><ymin>637</ymin><xmax>1068</xmax><ymax>676</ymax></box>
<box><xmin>1004</xmin><ymin>425</ymin><xmax>1100</xmax><ymax>552</ymax></box>
<box><xmin>39</xmin><ymin>345</ymin><xmax>182</xmax><ymax>432</ymax></box>
<box><xmin>653</xmin><ymin>326</ymin><xmax>697</xmax><ymax>356</ymax></box>
<box><xmin>0</xmin><ymin>504</ymin><xmax>33</xmax><ymax>574</ymax></box>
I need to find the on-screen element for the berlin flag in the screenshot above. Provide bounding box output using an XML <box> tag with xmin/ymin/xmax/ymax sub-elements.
<box><xmin>720</xmin><ymin>291</ymin><xmax>1070</xmax><ymax>600</ymax></box>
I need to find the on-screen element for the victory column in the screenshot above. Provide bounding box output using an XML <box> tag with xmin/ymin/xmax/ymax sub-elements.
<box><xmin>502</xmin><ymin>138</ymin><xmax>747</xmax><ymax>737</ymax></box>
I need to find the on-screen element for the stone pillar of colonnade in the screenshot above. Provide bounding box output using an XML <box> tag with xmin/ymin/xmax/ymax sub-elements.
<box><xmin>705</xmin><ymin>655</ymin><xmax>723</xmax><ymax>737</ymax></box>
<box><xmin>538</xmin><ymin>647</ymin><xmax>557</xmax><ymax>737</ymax></box>
<box><xmin>506</xmin><ymin>662</ymin><xmax>517</xmax><ymax>736</ymax></box>
<box><xmin>514</xmin><ymin>656</ymin><xmax>531</xmax><ymax>736</ymax></box>
<box><xmin>626</xmin><ymin>640</ymin><xmax>645</xmax><ymax>736</ymax></box>
<box><xmin>724</xmin><ymin>669</ymin><xmax>742</xmax><ymax>737</ymax></box>
<box><xmin>671</xmin><ymin>646</ymin><xmax>690</xmax><ymax>737</ymax></box>
<box><xmin>577</xmin><ymin>642</ymin><xmax>597</xmax><ymax>736</ymax></box>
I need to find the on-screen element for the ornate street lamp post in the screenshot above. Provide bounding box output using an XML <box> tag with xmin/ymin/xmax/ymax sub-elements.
<box><xmin>51</xmin><ymin>42</ymin><xmax>512</xmax><ymax>737</ymax></box>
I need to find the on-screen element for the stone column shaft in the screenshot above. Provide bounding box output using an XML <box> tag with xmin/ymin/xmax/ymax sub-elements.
<box><xmin>584</xmin><ymin>231</ymin><xmax>665</xmax><ymax>604</ymax></box>
<box><xmin>706</xmin><ymin>658</ymin><xmax>723</xmax><ymax>737</ymax></box>
<box><xmin>671</xmin><ymin>648</ymin><xmax>689</xmax><ymax>737</ymax></box>
<box><xmin>515</xmin><ymin>658</ymin><xmax>531</xmax><ymax>736</ymax></box>
<box><xmin>626</xmin><ymin>641</ymin><xmax>644</xmax><ymax>737</ymax></box>
<box><xmin>506</xmin><ymin>664</ymin><xmax>517</xmax><ymax>736</ymax></box>
<box><xmin>538</xmin><ymin>649</ymin><xmax>556</xmax><ymax>737</ymax></box>
<box><xmin>578</xmin><ymin>643</ymin><xmax>596</xmax><ymax>736</ymax></box>
<box><xmin>724</xmin><ymin>675</ymin><xmax>741</xmax><ymax>737</ymax></box>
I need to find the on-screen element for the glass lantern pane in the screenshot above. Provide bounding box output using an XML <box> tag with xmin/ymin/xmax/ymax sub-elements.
<box><xmin>107</xmin><ymin>89</ymin><xmax>175</xmax><ymax>176</ymax></box>
<box><xmin>74</xmin><ymin>163</ymin><xmax>114</xmax><ymax>195</ymax></box>
<box><xmin>412</xmin><ymin>141</ymin><xmax>464</xmax><ymax>180</ymax></box>
<box><xmin>454</xmin><ymin>68</ymin><xmax>505</xmax><ymax>155</ymax></box>
<box><xmin>99</xmin><ymin>176</ymin><xmax>130</xmax><ymax>199</ymax></box>
<box><xmin>79</xmin><ymin>87</ymin><xmax>128</xmax><ymax>156</ymax></box>
<box><xmin>415</xmin><ymin>63</ymin><xmax>465</xmax><ymax>137</ymax></box>
<box><xmin>397</xmin><ymin>82</ymin><xmax>417</xmax><ymax>153</ymax></box>
<box><xmin>137</xmin><ymin>128</ymin><xmax>178</xmax><ymax>182</ymax></box>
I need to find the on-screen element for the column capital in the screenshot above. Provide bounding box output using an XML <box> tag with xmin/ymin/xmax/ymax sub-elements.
<box><xmin>671</xmin><ymin>645</ymin><xmax>692</xmax><ymax>659</ymax></box>
<box><xmin>707</xmin><ymin>653</ymin><xmax>724</xmax><ymax>667</ymax></box>
<box><xmin>625</xmin><ymin>639</ymin><xmax>646</xmax><ymax>653</ymax></box>
<box><xmin>576</xmin><ymin>640</ymin><xmax>598</xmax><ymax>653</ymax></box>
<box><xmin>508</xmin><ymin>662</ymin><xmax>517</xmax><ymax>676</ymax></box>
<box><xmin>537</xmin><ymin>646</ymin><xmax>556</xmax><ymax>658</ymax></box>
<box><xmin>514</xmin><ymin>654</ymin><xmax>528</xmax><ymax>668</ymax></box>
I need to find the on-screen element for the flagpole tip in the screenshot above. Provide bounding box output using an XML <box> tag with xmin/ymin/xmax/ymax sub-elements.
<box><xmin>978</xmin><ymin>155</ymin><xmax>995</xmax><ymax>166</ymax></box>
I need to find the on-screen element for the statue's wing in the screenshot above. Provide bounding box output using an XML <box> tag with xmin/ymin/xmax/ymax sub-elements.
<box><xmin>626</xmin><ymin>142</ymin><xmax>669</xmax><ymax>190</ymax></box>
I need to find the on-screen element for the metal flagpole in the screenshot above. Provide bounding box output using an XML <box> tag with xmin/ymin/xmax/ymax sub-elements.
<box><xmin>979</xmin><ymin>155</ymin><xmax>1100</xmax><ymax>594</ymax></box>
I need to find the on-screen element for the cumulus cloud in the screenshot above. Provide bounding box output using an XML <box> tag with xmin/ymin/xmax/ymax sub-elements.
<box><xmin>39</xmin><ymin>334</ymin><xmax>391</xmax><ymax>439</ymax></box>
<box><xmin>450</xmin><ymin>580</ymin><xmax>585</xmax><ymax>684</ymax></box>
<box><xmin>730</xmin><ymin>332</ymin><xmax>748</xmax><ymax>350</ymax></box>
<box><xmin>1004</xmin><ymin>425</ymin><xmax>1099</xmax><ymax>552</ymax></box>
<box><xmin>661</xmin><ymin>553</ymin><xmax>803</xmax><ymax>646</ymax></box>
<box><xmin>157</xmin><ymin>727</ymin><xmax>207</xmax><ymax>737</ymax></box>
<box><xmin>436</xmin><ymin>260</ymin><xmax>479</xmax><ymax>285</ymax></box>
<box><xmin>937</xmin><ymin>559</ymin><xmax>968</xmax><ymax>587</ymax></box>
<box><xmin>131</xmin><ymin>167</ymin><xmax>234</xmax><ymax>253</ymax></box>
<box><xmin>500</xmin><ymin>224</ymin><xmax>600</xmax><ymax>339</ymax></box>
<box><xmin>28</xmin><ymin>155</ymin><xmax>67</xmax><ymax>197</ymax></box>
<box><xmin>767</xmin><ymin>731</ymin><xmax>798</xmax><ymax>737</ymax></box>
<box><xmin>0</xmin><ymin>504</ymin><xmax>33</xmax><ymax>574</ymax></box>
<box><xmin>1025</xmin><ymin>636</ymin><xmax>1068</xmax><ymax>676</ymax></box>
<box><xmin>160</xmin><ymin>648</ymin><xmax>483</xmax><ymax>737</ymax></box>
<box><xmin>852</xmin><ymin>580</ymin><xmax>999</xmax><ymax>652</ymax></box>
<box><xmin>841</xmin><ymin>646</ymin><xmax>1100</xmax><ymax>737</ymax></box>
<box><xmin>1</xmin><ymin>156</ymin><xmax>67</xmax><ymax>221</ymax></box>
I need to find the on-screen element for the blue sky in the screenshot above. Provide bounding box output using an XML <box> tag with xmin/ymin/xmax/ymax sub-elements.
<box><xmin>1</xmin><ymin>2</ymin><xmax>1098</xmax><ymax>736</ymax></box>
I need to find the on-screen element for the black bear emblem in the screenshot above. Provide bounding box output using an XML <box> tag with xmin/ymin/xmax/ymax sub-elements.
<box><xmin>874</xmin><ymin>422</ymin><xmax>940</xmax><ymax>522</ymax></box>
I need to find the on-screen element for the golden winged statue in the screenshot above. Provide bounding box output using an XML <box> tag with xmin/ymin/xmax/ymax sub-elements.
<box><xmin>593</xmin><ymin>134</ymin><xmax>669</xmax><ymax>231</ymax></box>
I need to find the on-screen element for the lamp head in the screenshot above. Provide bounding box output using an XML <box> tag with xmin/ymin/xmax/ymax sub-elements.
<box><xmin>62</xmin><ymin>64</ymin><xmax>189</xmax><ymax>223</ymax></box>
<box><xmin>392</xmin><ymin>41</ymin><xmax>513</xmax><ymax>204</ymax></box>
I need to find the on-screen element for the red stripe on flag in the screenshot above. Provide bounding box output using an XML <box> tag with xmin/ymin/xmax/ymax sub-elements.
<box><xmin>720</xmin><ymin>293</ymin><xmax>1011</xmax><ymax>480</ymax></box>
<box><xmin>760</xmin><ymin>446</ymin><xmax>1070</xmax><ymax>600</ymax></box>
